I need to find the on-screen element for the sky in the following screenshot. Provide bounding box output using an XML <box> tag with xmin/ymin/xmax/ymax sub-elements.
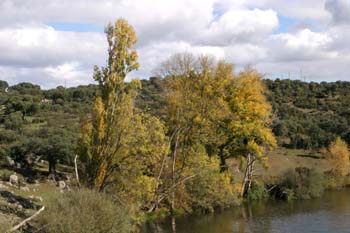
<box><xmin>0</xmin><ymin>0</ymin><xmax>349</xmax><ymax>89</ymax></box>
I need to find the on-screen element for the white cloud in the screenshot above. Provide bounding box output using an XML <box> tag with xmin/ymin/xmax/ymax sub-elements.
<box><xmin>217</xmin><ymin>0</ymin><xmax>330</xmax><ymax>21</ymax></box>
<box><xmin>200</xmin><ymin>8</ymin><xmax>279</xmax><ymax>45</ymax></box>
<box><xmin>267</xmin><ymin>29</ymin><xmax>336</xmax><ymax>62</ymax></box>
<box><xmin>0</xmin><ymin>25</ymin><xmax>105</xmax><ymax>68</ymax></box>
<box><xmin>0</xmin><ymin>0</ymin><xmax>349</xmax><ymax>88</ymax></box>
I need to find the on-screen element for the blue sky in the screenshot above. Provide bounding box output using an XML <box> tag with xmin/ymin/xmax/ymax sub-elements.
<box><xmin>48</xmin><ymin>15</ymin><xmax>298</xmax><ymax>34</ymax></box>
<box><xmin>276</xmin><ymin>15</ymin><xmax>298</xmax><ymax>33</ymax></box>
<box><xmin>48</xmin><ymin>22</ymin><xmax>104</xmax><ymax>33</ymax></box>
<box><xmin>0</xmin><ymin>0</ymin><xmax>349</xmax><ymax>88</ymax></box>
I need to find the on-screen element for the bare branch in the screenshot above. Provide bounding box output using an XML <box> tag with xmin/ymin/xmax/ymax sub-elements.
<box><xmin>10</xmin><ymin>206</ymin><xmax>45</xmax><ymax>232</ymax></box>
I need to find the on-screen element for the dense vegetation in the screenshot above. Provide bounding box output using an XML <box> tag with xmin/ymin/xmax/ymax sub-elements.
<box><xmin>266</xmin><ymin>79</ymin><xmax>350</xmax><ymax>149</ymax></box>
<box><xmin>3</xmin><ymin>79</ymin><xmax>350</xmax><ymax>173</ymax></box>
<box><xmin>1</xmin><ymin>19</ymin><xmax>350</xmax><ymax>232</ymax></box>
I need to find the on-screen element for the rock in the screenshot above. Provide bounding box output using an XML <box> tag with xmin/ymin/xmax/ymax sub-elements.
<box><xmin>0</xmin><ymin>183</ymin><xmax>7</xmax><ymax>189</ymax></box>
<box><xmin>9</xmin><ymin>174</ymin><xmax>19</xmax><ymax>186</ymax></box>
<box><xmin>28</xmin><ymin>195</ymin><xmax>43</xmax><ymax>202</ymax></box>
<box><xmin>16</xmin><ymin>204</ymin><xmax>23</xmax><ymax>211</ymax></box>
<box><xmin>6</xmin><ymin>156</ymin><xmax>15</xmax><ymax>166</ymax></box>
<box><xmin>58</xmin><ymin>180</ymin><xmax>66</xmax><ymax>190</ymax></box>
<box><xmin>20</xmin><ymin>186</ymin><xmax>30</xmax><ymax>192</ymax></box>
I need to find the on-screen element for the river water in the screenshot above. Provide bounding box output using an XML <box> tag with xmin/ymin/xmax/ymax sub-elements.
<box><xmin>142</xmin><ymin>189</ymin><xmax>350</xmax><ymax>233</ymax></box>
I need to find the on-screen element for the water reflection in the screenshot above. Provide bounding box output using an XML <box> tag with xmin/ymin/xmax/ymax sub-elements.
<box><xmin>142</xmin><ymin>189</ymin><xmax>350</xmax><ymax>233</ymax></box>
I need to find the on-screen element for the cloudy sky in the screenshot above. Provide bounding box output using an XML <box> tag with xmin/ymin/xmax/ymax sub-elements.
<box><xmin>0</xmin><ymin>0</ymin><xmax>349</xmax><ymax>88</ymax></box>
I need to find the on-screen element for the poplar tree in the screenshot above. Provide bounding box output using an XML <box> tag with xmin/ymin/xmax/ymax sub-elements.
<box><xmin>78</xmin><ymin>19</ymin><xmax>169</xmax><ymax>210</ymax></box>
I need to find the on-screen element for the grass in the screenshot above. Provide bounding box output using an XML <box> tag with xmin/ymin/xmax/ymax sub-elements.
<box><xmin>0</xmin><ymin>161</ymin><xmax>77</xmax><ymax>231</ymax></box>
<box><xmin>228</xmin><ymin>147</ymin><xmax>332</xmax><ymax>183</ymax></box>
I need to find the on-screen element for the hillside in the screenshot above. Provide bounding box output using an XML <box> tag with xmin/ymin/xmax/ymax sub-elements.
<box><xmin>2</xmin><ymin>78</ymin><xmax>350</xmax><ymax>172</ymax></box>
<box><xmin>265</xmin><ymin>79</ymin><xmax>350</xmax><ymax>149</ymax></box>
<box><xmin>1</xmin><ymin>78</ymin><xmax>350</xmax><ymax>231</ymax></box>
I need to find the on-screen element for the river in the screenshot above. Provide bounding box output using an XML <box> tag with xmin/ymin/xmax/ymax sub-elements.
<box><xmin>142</xmin><ymin>189</ymin><xmax>350</xmax><ymax>233</ymax></box>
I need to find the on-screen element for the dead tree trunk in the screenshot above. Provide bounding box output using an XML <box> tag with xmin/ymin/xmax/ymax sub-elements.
<box><xmin>74</xmin><ymin>155</ymin><xmax>80</xmax><ymax>187</ymax></box>
<box><xmin>48</xmin><ymin>161</ymin><xmax>57</xmax><ymax>181</ymax></box>
<box><xmin>241</xmin><ymin>153</ymin><xmax>255</xmax><ymax>197</ymax></box>
<box><xmin>171</xmin><ymin>133</ymin><xmax>179</xmax><ymax>213</ymax></box>
<box><xmin>10</xmin><ymin>206</ymin><xmax>45</xmax><ymax>232</ymax></box>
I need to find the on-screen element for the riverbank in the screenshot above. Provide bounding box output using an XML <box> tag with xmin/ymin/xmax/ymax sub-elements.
<box><xmin>143</xmin><ymin>188</ymin><xmax>350</xmax><ymax>233</ymax></box>
<box><xmin>143</xmin><ymin>147</ymin><xmax>350</xmax><ymax>230</ymax></box>
<box><xmin>0</xmin><ymin>147</ymin><xmax>348</xmax><ymax>231</ymax></box>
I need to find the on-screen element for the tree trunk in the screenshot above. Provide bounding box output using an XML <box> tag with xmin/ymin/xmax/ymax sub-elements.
<box><xmin>171</xmin><ymin>216</ymin><xmax>176</xmax><ymax>233</ymax></box>
<box><xmin>171</xmin><ymin>133</ymin><xmax>179</xmax><ymax>213</ymax></box>
<box><xmin>74</xmin><ymin>155</ymin><xmax>80</xmax><ymax>187</ymax></box>
<box><xmin>48</xmin><ymin>161</ymin><xmax>57</xmax><ymax>181</ymax></box>
<box><xmin>241</xmin><ymin>153</ymin><xmax>253</xmax><ymax>197</ymax></box>
<box><xmin>219</xmin><ymin>146</ymin><xmax>228</xmax><ymax>172</ymax></box>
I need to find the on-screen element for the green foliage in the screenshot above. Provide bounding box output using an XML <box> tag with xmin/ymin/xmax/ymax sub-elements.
<box><xmin>4</xmin><ymin>111</ymin><xmax>23</xmax><ymax>130</ymax></box>
<box><xmin>185</xmin><ymin>155</ymin><xmax>241</xmax><ymax>213</ymax></box>
<box><xmin>10</xmin><ymin>82</ymin><xmax>41</xmax><ymax>96</ymax></box>
<box><xmin>0</xmin><ymin>79</ymin><xmax>92</xmax><ymax>175</ymax></box>
<box><xmin>0</xmin><ymin>80</ymin><xmax>8</xmax><ymax>91</ymax></box>
<box><xmin>39</xmin><ymin>127</ymin><xmax>77</xmax><ymax>174</ymax></box>
<box><xmin>0</xmin><ymin>169</ymin><xmax>13</xmax><ymax>181</ymax></box>
<box><xmin>37</xmin><ymin>189</ymin><xmax>131</xmax><ymax>233</ymax></box>
<box><xmin>265</xmin><ymin>79</ymin><xmax>350</xmax><ymax>149</ymax></box>
<box><xmin>247</xmin><ymin>181</ymin><xmax>267</xmax><ymax>201</ymax></box>
<box><xmin>275</xmin><ymin>167</ymin><xmax>324</xmax><ymax>200</ymax></box>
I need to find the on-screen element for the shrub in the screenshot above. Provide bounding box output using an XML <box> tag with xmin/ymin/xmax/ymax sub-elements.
<box><xmin>36</xmin><ymin>189</ymin><xmax>131</xmax><ymax>233</ymax></box>
<box><xmin>185</xmin><ymin>156</ymin><xmax>241</xmax><ymax>213</ymax></box>
<box><xmin>323</xmin><ymin>170</ymin><xmax>350</xmax><ymax>188</ymax></box>
<box><xmin>247</xmin><ymin>181</ymin><xmax>267</xmax><ymax>201</ymax></box>
<box><xmin>0</xmin><ymin>169</ymin><xmax>14</xmax><ymax>181</ymax></box>
<box><xmin>272</xmin><ymin>167</ymin><xmax>324</xmax><ymax>200</ymax></box>
<box><xmin>4</xmin><ymin>111</ymin><xmax>23</xmax><ymax>130</ymax></box>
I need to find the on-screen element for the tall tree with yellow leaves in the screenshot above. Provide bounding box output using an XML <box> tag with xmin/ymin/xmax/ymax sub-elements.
<box><xmin>77</xmin><ymin>18</ymin><xmax>169</xmax><ymax>214</ymax></box>
<box><xmin>225</xmin><ymin>68</ymin><xmax>276</xmax><ymax>196</ymax></box>
<box><xmin>326</xmin><ymin>137</ymin><xmax>350</xmax><ymax>176</ymax></box>
<box><xmin>78</xmin><ymin>19</ymin><xmax>140</xmax><ymax>190</ymax></box>
<box><xmin>157</xmin><ymin>54</ymin><xmax>237</xmax><ymax>214</ymax></box>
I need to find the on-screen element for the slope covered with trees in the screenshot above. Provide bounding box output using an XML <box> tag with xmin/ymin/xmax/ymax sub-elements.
<box><xmin>265</xmin><ymin>79</ymin><xmax>350</xmax><ymax>149</ymax></box>
<box><xmin>2</xmin><ymin>78</ymin><xmax>350</xmax><ymax>167</ymax></box>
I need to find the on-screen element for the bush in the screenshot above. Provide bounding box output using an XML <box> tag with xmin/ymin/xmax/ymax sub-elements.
<box><xmin>36</xmin><ymin>189</ymin><xmax>131</xmax><ymax>233</ymax></box>
<box><xmin>247</xmin><ymin>181</ymin><xmax>267</xmax><ymax>201</ymax></box>
<box><xmin>4</xmin><ymin>111</ymin><xmax>23</xmax><ymax>130</ymax></box>
<box><xmin>323</xmin><ymin>170</ymin><xmax>350</xmax><ymax>188</ymax></box>
<box><xmin>276</xmin><ymin>167</ymin><xmax>324</xmax><ymax>200</ymax></box>
<box><xmin>0</xmin><ymin>169</ymin><xmax>13</xmax><ymax>181</ymax></box>
<box><xmin>185</xmin><ymin>156</ymin><xmax>241</xmax><ymax>213</ymax></box>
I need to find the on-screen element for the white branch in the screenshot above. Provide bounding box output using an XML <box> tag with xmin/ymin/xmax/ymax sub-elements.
<box><xmin>10</xmin><ymin>206</ymin><xmax>45</xmax><ymax>232</ymax></box>
<box><xmin>74</xmin><ymin>155</ymin><xmax>80</xmax><ymax>187</ymax></box>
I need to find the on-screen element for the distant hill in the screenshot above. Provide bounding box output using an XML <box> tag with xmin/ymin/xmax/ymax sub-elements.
<box><xmin>1</xmin><ymin>78</ymin><xmax>350</xmax><ymax>170</ymax></box>
<box><xmin>265</xmin><ymin>79</ymin><xmax>350</xmax><ymax>149</ymax></box>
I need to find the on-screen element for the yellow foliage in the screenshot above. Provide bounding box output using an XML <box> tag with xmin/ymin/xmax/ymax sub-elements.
<box><xmin>326</xmin><ymin>137</ymin><xmax>350</xmax><ymax>176</ymax></box>
<box><xmin>228</xmin><ymin>68</ymin><xmax>277</xmax><ymax>163</ymax></box>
